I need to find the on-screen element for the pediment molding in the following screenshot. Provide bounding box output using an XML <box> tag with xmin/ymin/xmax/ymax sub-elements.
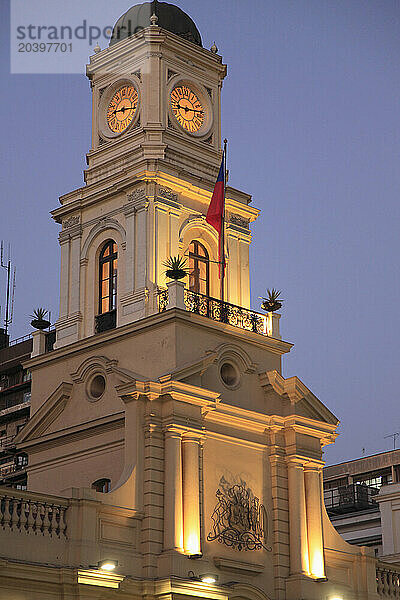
<box><xmin>14</xmin><ymin>381</ymin><xmax>73</xmax><ymax>444</ymax></box>
<box><xmin>260</xmin><ymin>370</ymin><xmax>338</xmax><ymax>425</ymax></box>
<box><xmin>70</xmin><ymin>355</ymin><xmax>143</xmax><ymax>387</ymax></box>
<box><xmin>81</xmin><ymin>217</ymin><xmax>126</xmax><ymax>259</ymax></box>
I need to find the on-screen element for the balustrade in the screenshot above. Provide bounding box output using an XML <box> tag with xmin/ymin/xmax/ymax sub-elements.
<box><xmin>0</xmin><ymin>491</ymin><xmax>67</xmax><ymax>537</ymax></box>
<box><xmin>377</xmin><ymin>565</ymin><xmax>400</xmax><ymax>598</ymax></box>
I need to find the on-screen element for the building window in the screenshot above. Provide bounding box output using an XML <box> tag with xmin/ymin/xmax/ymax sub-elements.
<box><xmin>92</xmin><ymin>478</ymin><xmax>111</xmax><ymax>493</ymax></box>
<box><xmin>22</xmin><ymin>369</ymin><xmax>31</xmax><ymax>382</ymax></box>
<box><xmin>15</xmin><ymin>454</ymin><xmax>28</xmax><ymax>468</ymax></box>
<box><xmin>188</xmin><ymin>241</ymin><xmax>209</xmax><ymax>296</ymax></box>
<box><xmin>99</xmin><ymin>240</ymin><xmax>118</xmax><ymax>315</ymax></box>
<box><xmin>354</xmin><ymin>469</ymin><xmax>392</xmax><ymax>489</ymax></box>
<box><xmin>323</xmin><ymin>477</ymin><xmax>348</xmax><ymax>491</ymax></box>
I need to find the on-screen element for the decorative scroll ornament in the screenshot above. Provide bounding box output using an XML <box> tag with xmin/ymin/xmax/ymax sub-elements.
<box><xmin>127</xmin><ymin>187</ymin><xmax>146</xmax><ymax>203</ymax></box>
<box><xmin>158</xmin><ymin>186</ymin><xmax>178</xmax><ymax>202</ymax></box>
<box><xmin>230</xmin><ymin>214</ymin><xmax>249</xmax><ymax>229</ymax></box>
<box><xmin>62</xmin><ymin>216</ymin><xmax>80</xmax><ymax>229</ymax></box>
<box><xmin>207</xmin><ymin>477</ymin><xmax>270</xmax><ymax>551</ymax></box>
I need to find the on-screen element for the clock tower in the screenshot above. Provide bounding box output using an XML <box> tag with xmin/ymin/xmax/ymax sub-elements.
<box><xmin>52</xmin><ymin>1</ymin><xmax>258</xmax><ymax>348</ymax></box>
<box><xmin>12</xmin><ymin>4</ymin><xmax>380</xmax><ymax>600</ymax></box>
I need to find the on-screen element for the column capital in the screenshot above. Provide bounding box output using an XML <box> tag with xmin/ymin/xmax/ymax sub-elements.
<box><xmin>286</xmin><ymin>456</ymin><xmax>306</xmax><ymax>468</ymax></box>
<box><xmin>182</xmin><ymin>431</ymin><xmax>205</xmax><ymax>444</ymax></box>
<box><xmin>164</xmin><ymin>425</ymin><xmax>184</xmax><ymax>439</ymax></box>
<box><xmin>303</xmin><ymin>460</ymin><xmax>324</xmax><ymax>472</ymax></box>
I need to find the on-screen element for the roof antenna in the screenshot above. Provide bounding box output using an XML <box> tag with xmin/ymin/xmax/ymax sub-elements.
<box><xmin>384</xmin><ymin>431</ymin><xmax>399</xmax><ymax>450</ymax></box>
<box><xmin>0</xmin><ymin>241</ymin><xmax>16</xmax><ymax>340</ymax></box>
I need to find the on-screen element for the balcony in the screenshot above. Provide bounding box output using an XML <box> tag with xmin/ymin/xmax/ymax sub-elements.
<box><xmin>0</xmin><ymin>463</ymin><xmax>25</xmax><ymax>478</ymax></box>
<box><xmin>0</xmin><ymin>433</ymin><xmax>23</xmax><ymax>449</ymax></box>
<box><xmin>324</xmin><ymin>483</ymin><xmax>379</xmax><ymax>515</ymax></box>
<box><xmin>158</xmin><ymin>287</ymin><xmax>279</xmax><ymax>337</ymax></box>
<box><xmin>95</xmin><ymin>310</ymin><xmax>116</xmax><ymax>334</ymax></box>
<box><xmin>0</xmin><ymin>487</ymin><xmax>141</xmax><ymax>575</ymax></box>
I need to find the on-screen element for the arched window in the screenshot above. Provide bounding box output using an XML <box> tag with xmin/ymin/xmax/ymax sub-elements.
<box><xmin>91</xmin><ymin>478</ymin><xmax>111</xmax><ymax>493</ymax></box>
<box><xmin>99</xmin><ymin>240</ymin><xmax>118</xmax><ymax>314</ymax></box>
<box><xmin>189</xmin><ymin>241</ymin><xmax>209</xmax><ymax>296</ymax></box>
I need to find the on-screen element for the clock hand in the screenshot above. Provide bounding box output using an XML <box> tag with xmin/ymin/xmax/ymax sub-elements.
<box><xmin>176</xmin><ymin>102</ymin><xmax>203</xmax><ymax>115</ymax></box>
<box><xmin>109</xmin><ymin>105</ymin><xmax>135</xmax><ymax>116</ymax></box>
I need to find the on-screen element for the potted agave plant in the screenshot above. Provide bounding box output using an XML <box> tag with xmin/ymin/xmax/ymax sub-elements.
<box><xmin>30</xmin><ymin>308</ymin><xmax>51</xmax><ymax>330</ymax></box>
<box><xmin>164</xmin><ymin>255</ymin><xmax>189</xmax><ymax>280</ymax></box>
<box><xmin>260</xmin><ymin>289</ymin><xmax>283</xmax><ymax>313</ymax></box>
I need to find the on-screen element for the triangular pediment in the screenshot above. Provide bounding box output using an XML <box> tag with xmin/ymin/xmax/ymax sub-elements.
<box><xmin>14</xmin><ymin>381</ymin><xmax>73</xmax><ymax>445</ymax></box>
<box><xmin>260</xmin><ymin>370</ymin><xmax>339</xmax><ymax>425</ymax></box>
<box><xmin>15</xmin><ymin>356</ymin><xmax>148</xmax><ymax>445</ymax></box>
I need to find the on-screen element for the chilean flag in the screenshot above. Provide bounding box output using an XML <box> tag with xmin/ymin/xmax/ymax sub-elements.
<box><xmin>206</xmin><ymin>155</ymin><xmax>225</xmax><ymax>278</ymax></box>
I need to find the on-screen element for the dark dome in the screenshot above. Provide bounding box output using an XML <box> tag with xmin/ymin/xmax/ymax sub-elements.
<box><xmin>110</xmin><ymin>1</ymin><xmax>202</xmax><ymax>47</ymax></box>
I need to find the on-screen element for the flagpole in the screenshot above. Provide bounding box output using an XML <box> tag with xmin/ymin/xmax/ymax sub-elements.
<box><xmin>221</xmin><ymin>138</ymin><xmax>227</xmax><ymax>303</ymax></box>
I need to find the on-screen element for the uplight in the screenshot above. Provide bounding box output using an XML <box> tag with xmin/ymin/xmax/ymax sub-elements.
<box><xmin>200</xmin><ymin>574</ymin><xmax>217</xmax><ymax>584</ymax></box>
<box><xmin>98</xmin><ymin>559</ymin><xmax>118</xmax><ymax>571</ymax></box>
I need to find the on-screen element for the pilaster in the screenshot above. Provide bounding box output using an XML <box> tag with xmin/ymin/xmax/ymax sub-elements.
<box><xmin>287</xmin><ymin>457</ymin><xmax>309</xmax><ymax>576</ymax></box>
<box><xmin>269</xmin><ymin>441</ymin><xmax>290</xmax><ymax>600</ymax></box>
<box><xmin>182</xmin><ymin>433</ymin><xmax>202</xmax><ymax>556</ymax></box>
<box><xmin>142</xmin><ymin>419</ymin><xmax>164</xmax><ymax>577</ymax></box>
<box><xmin>304</xmin><ymin>462</ymin><xmax>325</xmax><ymax>579</ymax></box>
<box><xmin>119</xmin><ymin>188</ymin><xmax>150</xmax><ymax>324</ymax></box>
<box><xmin>55</xmin><ymin>222</ymin><xmax>83</xmax><ymax>348</ymax></box>
<box><xmin>163</xmin><ymin>427</ymin><xmax>184</xmax><ymax>553</ymax></box>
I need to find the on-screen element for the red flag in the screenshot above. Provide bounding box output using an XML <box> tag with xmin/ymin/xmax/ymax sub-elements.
<box><xmin>206</xmin><ymin>156</ymin><xmax>225</xmax><ymax>278</ymax></box>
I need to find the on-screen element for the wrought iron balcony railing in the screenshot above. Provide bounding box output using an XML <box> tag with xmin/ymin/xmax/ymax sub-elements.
<box><xmin>324</xmin><ymin>483</ymin><xmax>379</xmax><ymax>515</ymax></box>
<box><xmin>95</xmin><ymin>310</ymin><xmax>116</xmax><ymax>334</ymax></box>
<box><xmin>0</xmin><ymin>463</ymin><xmax>25</xmax><ymax>478</ymax></box>
<box><xmin>158</xmin><ymin>289</ymin><xmax>270</xmax><ymax>336</ymax></box>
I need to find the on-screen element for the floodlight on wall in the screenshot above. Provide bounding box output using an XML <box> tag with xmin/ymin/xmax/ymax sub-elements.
<box><xmin>200</xmin><ymin>574</ymin><xmax>218</xmax><ymax>584</ymax></box>
<box><xmin>187</xmin><ymin>552</ymin><xmax>203</xmax><ymax>559</ymax></box>
<box><xmin>98</xmin><ymin>559</ymin><xmax>118</xmax><ymax>571</ymax></box>
<box><xmin>188</xmin><ymin>571</ymin><xmax>218</xmax><ymax>585</ymax></box>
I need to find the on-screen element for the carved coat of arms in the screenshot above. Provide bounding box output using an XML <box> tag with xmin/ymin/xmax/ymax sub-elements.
<box><xmin>207</xmin><ymin>477</ymin><xmax>270</xmax><ymax>551</ymax></box>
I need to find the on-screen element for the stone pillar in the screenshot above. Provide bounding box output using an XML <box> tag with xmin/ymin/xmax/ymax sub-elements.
<box><xmin>166</xmin><ymin>280</ymin><xmax>186</xmax><ymax>310</ymax></box>
<box><xmin>182</xmin><ymin>434</ymin><xmax>201</xmax><ymax>556</ymax></box>
<box><xmin>266</xmin><ymin>312</ymin><xmax>281</xmax><ymax>339</ymax></box>
<box><xmin>155</xmin><ymin>204</ymin><xmax>168</xmax><ymax>287</ymax></box>
<box><xmin>164</xmin><ymin>428</ymin><xmax>183</xmax><ymax>552</ymax></box>
<box><xmin>287</xmin><ymin>458</ymin><xmax>309</xmax><ymax>575</ymax></box>
<box><xmin>80</xmin><ymin>258</ymin><xmax>88</xmax><ymax>337</ymax></box>
<box><xmin>135</xmin><ymin>201</ymin><xmax>148</xmax><ymax>291</ymax></box>
<box><xmin>119</xmin><ymin>189</ymin><xmax>149</xmax><ymax>323</ymax></box>
<box><xmin>124</xmin><ymin>204</ymin><xmax>136</xmax><ymax>293</ymax></box>
<box><xmin>69</xmin><ymin>232</ymin><xmax>81</xmax><ymax>314</ymax></box>
<box><xmin>304</xmin><ymin>464</ymin><xmax>325</xmax><ymax>578</ymax></box>
<box><xmin>32</xmin><ymin>330</ymin><xmax>46</xmax><ymax>357</ymax></box>
<box><xmin>59</xmin><ymin>235</ymin><xmax>70</xmax><ymax>318</ymax></box>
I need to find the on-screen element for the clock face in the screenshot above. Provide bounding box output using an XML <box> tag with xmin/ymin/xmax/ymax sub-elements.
<box><xmin>106</xmin><ymin>85</ymin><xmax>138</xmax><ymax>134</ymax></box>
<box><xmin>170</xmin><ymin>85</ymin><xmax>205</xmax><ymax>133</ymax></box>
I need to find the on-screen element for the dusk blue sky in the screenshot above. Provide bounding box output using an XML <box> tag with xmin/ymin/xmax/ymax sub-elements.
<box><xmin>1</xmin><ymin>1</ymin><xmax>399</xmax><ymax>465</ymax></box>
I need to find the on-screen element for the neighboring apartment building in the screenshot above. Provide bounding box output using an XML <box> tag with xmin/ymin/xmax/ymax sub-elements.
<box><xmin>323</xmin><ymin>449</ymin><xmax>400</xmax><ymax>556</ymax></box>
<box><xmin>0</xmin><ymin>328</ymin><xmax>32</xmax><ymax>489</ymax></box>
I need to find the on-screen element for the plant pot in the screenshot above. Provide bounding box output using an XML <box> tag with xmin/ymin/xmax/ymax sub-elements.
<box><xmin>165</xmin><ymin>269</ymin><xmax>187</xmax><ymax>280</ymax></box>
<box><xmin>261</xmin><ymin>301</ymin><xmax>282</xmax><ymax>313</ymax></box>
<box><xmin>31</xmin><ymin>319</ymin><xmax>51</xmax><ymax>330</ymax></box>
